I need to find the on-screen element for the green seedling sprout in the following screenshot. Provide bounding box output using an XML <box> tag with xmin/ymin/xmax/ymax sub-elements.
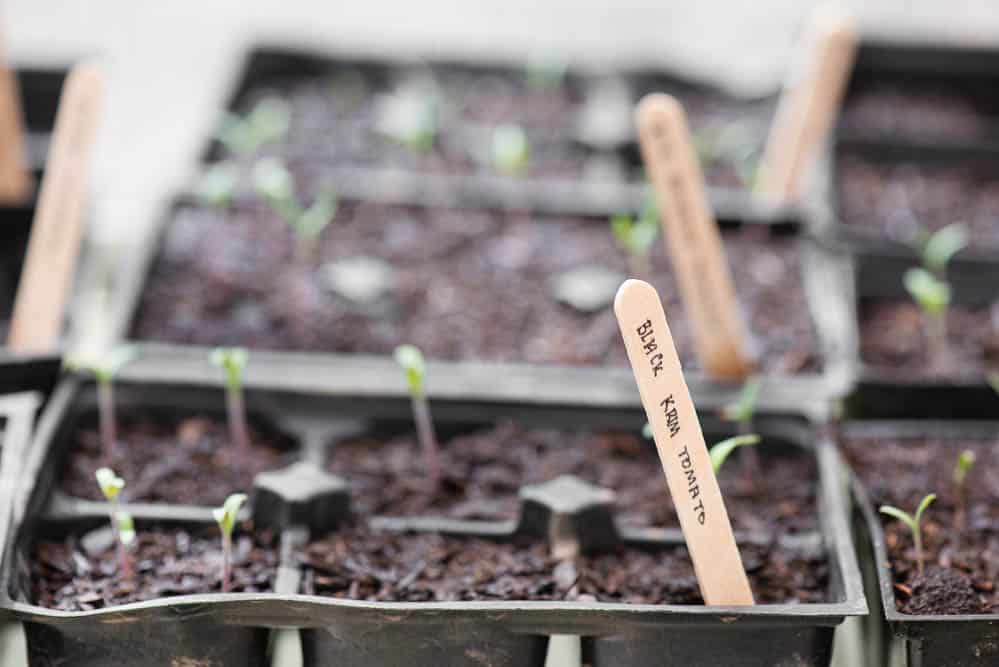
<box><xmin>709</xmin><ymin>434</ymin><xmax>761</xmax><ymax>474</ymax></box>
<box><xmin>116</xmin><ymin>511</ymin><xmax>136</xmax><ymax>578</ymax></box>
<box><xmin>394</xmin><ymin>345</ymin><xmax>441</xmax><ymax>488</ymax></box>
<box><xmin>213</xmin><ymin>493</ymin><xmax>247</xmax><ymax>593</ymax></box>
<box><xmin>525</xmin><ymin>54</ymin><xmax>567</xmax><ymax>91</ymax></box>
<box><xmin>953</xmin><ymin>449</ymin><xmax>976</xmax><ymax>531</ymax></box>
<box><xmin>610</xmin><ymin>194</ymin><xmax>659</xmax><ymax>276</ymax></box>
<box><xmin>216</xmin><ymin>97</ymin><xmax>290</xmax><ymax>158</ymax></box>
<box><xmin>196</xmin><ymin>162</ymin><xmax>239</xmax><ymax>208</ymax></box>
<box><xmin>210</xmin><ymin>347</ymin><xmax>250</xmax><ymax>468</ymax></box>
<box><xmin>642</xmin><ymin>422</ymin><xmax>654</xmax><ymax>440</ymax></box>
<box><xmin>879</xmin><ymin>493</ymin><xmax>936</xmax><ymax>577</ymax></box>
<box><xmin>492</xmin><ymin>124</ymin><xmax>531</xmax><ymax>176</ymax></box>
<box><xmin>903</xmin><ymin>267</ymin><xmax>951</xmax><ymax>370</ymax></box>
<box><xmin>67</xmin><ymin>347</ymin><xmax>136</xmax><ymax>461</ymax></box>
<box><xmin>252</xmin><ymin>157</ymin><xmax>338</xmax><ymax>263</ymax></box>
<box><xmin>720</xmin><ymin>377</ymin><xmax>761</xmax><ymax>435</ymax></box>
<box><xmin>920</xmin><ymin>223</ymin><xmax>968</xmax><ymax>279</ymax></box>
<box><xmin>720</xmin><ymin>377</ymin><xmax>763</xmax><ymax>473</ymax></box>
<box><xmin>693</xmin><ymin>122</ymin><xmax>759</xmax><ymax>189</ymax></box>
<box><xmin>377</xmin><ymin>87</ymin><xmax>437</xmax><ymax>153</ymax></box>
<box><xmin>95</xmin><ymin>468</ymin><xmax>132</xmax><ymax>576</ymax></box>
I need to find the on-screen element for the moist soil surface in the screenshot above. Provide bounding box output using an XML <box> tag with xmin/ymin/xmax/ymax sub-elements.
<box><xmin>840</xmin><ymin>83</ymin><xmax>990</xmax><ymax>144</ymax></box>
<box><xmin>859</xmin><ymin>299</ymin><xmax>999</xmax><ymax>380</ymax></box>
<box><xmin>837</xmin><ymin>154</ymin><xmax>999</xmax><ymax>247</ymax></box>
<box><xmin>131</xmin><ymin>200</ymin><xmax>821</xmax><ymax>373</ymax></box>
<box><xmin>31</xmin><ymin>524</ymin><xmax>278</xmax><ymax>611</ymax></box>
<box><xmin>222</xmin><ymin>65</ymin><xmax>770</xmax><ymax>188</ymax></box>
<box><xmin>327</xmin><ymin>420</ymin><xmax>818</xmax><ymax>533</ymax></box>
<box><xmin>842</xmin><ymin>431</ymin><xmax>999</xmax><ymax>614</ymax></box>
<box><xmin>299</xmin><ymin>526</ymin><xmax>828</xmax><ymax>603</ymax></box>
<box><xmin>57</xmin><ymin>411</ymin><xmax>295</xmax><ymax>505</ymax></box>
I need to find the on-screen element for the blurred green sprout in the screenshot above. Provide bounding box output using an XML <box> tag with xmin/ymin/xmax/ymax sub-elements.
<box><xmin>904</xmin><ymin>267</ymin><xmax>951</xmax><ymax>369</ymax></box>
<box><xmin>394</xmin><ymin>344</ymin><xmax>440</xmax><ymax>487</ymax></box>
<box><xmin>68</xmin><ymin>347</ymin><xmax>135</xmax><ymax>461</ymax></box>
<box><xmin>492</xmin><ymin>124</ymin><xmax>531</xmax><ymax>176</ymax></box>
<box><xmin>210</xmin><ymin>347</ymin><xmax>251</xmax><ymax>467</ymax></box>
<box><xmin>253</xmin><ymin>157</ymin><xmax>338</xmax><ymax>262</ymax></box>
<box><xmin>708</xmin><ymin>434</ymin><xmax>761</xmax><ymax>474</ymax></box>
<box><xmin>610</xmin><ymin>194</ymin><xmax>659</xmax><ymax>276</ymax></box>
<box><xmin>217</xmin><ymin>97</ymin><xmax>290</xmax><ymax>157</ymax></box>
<box><xmin>919</xmin><ymin>223</ymin><xmax>968</xmax><ymax>278</ymax></box>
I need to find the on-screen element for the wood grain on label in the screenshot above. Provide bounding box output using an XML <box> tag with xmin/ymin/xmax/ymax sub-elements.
<box><xmin>635</xmin><ymin>94</ymin><xmax>753</xmax><ymax>381</ymax></box>
<box><xmin>7</xmin><ymin>63</ymin><xmax>103</xmax><ymax>353</ymax></box>
<box><xmin>0</xmin><ymin>40</ymin><xmax>31</xmax><ymax>203</ymax></box>
<box><xmin>758</xmin><ymin>6</ymin><xmax>857</xmax><ymax>204</ymax></box>
<box><xmin>615</xmin><ymin>279</ymin><xmax>753</xmax><ymax>605</ymax></box>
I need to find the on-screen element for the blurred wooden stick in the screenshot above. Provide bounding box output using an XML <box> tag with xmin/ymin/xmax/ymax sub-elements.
<box><xmin>7</xmin><ymin>63</ymin><xmax>103</xmax><ymax>353</ymax></box>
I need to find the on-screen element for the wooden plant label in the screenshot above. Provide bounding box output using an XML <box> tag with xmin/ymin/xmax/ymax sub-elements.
<box><xmin>0</xmin><ymin>37</ymin><xmax>31</xmax><ymax>203</ymax></box>
<box><xmin>758</xmin><ymin>6</ymin><xmax>857</xmax><ymax>204</ymax></box>
<box><xmin>7</xmin><ymin>63</ymin><xmax>103</xmax><ymax>353</ymax></box>
<box><xmin>635</xmin><ymin>94</ymin><xmax>753</xmax><ymax>380</ymax></box>
<box><xmin>615</xmin><ymin>278</ymin><xmax>754</xmax><ymax>606</ymax></box>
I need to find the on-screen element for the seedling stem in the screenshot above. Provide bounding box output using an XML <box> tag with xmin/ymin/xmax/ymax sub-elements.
<box><xmin>210</xmin><ymin>348</ymin><xmax>250</xmax><ymax>468</ymax></box>
<box><xmin>880</xmin><ymin>493</ymin><xmax>936</xmax><ymax>577</ymax></box>
<box><xmin>394</xmin><ymin>345</ymin><xmax>441</xmax><ymax>488</ymax></box>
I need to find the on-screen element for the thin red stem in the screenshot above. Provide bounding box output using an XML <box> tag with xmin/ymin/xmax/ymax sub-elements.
<box><xmin>412</xmin><ymin>395</ymin><xmax>441</xmax><ymax>489</ymax></box>
<box><xmin>98</xmin><ymin>379</ymin><xmax>116</xmax><ymax>461</ymax></box>
<box><xmin>227</xmin><ymin>386</ymin><xmax>250</xmax><ymax>468</ymax></box>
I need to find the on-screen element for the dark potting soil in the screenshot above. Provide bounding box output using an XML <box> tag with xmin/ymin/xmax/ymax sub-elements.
<box><xmin>327</xmin><ymin>420</ymin><xmax>817</xmax><ymax>534</ymax></box>
<box><xmin>842</xmin><ymin>433</ymin><xmax>999</xmax><ymax>614</ymax></box>
<box><xmin>57</xmin><ymin>411</ymin><xmax>295</xmax><ymax>505</ymax></box>
<box><xmin>223</xmin><ymin>66</ymin><xmax>769</xmax><ymax>188</ymax></box>
<box><xmin>837</xmin><ymin>154</ymin><xmax>999</xmax><ymax>247</ymax></box>
<box><xmin>859</xmin><ymin>299</ymin><xmax>999</xmax><ymax>380</ymax></box>
<box><xmin>131</xmin><ymin>200</ymin><xmax>821</xmax><ymax>373</ymax></box>
<box><xmin>30</xmin><ymin>524</ymin><xmax>278</xmax><ymax>611</ymax></box>
<box><xmin>840</xmin><ymin>83</ymin><xmax>988</xmax><ymax>144</ymax></box>
<box><xmin>299</xmin><ymin>526</ymin><xmax>828</xmax><ymax>604</ymax></box>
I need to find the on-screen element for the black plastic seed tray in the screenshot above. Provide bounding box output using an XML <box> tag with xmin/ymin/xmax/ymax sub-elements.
<box><xmin>0</xmin><ymin>359</ymin><xmax>863</xmax><ymax>666</ymax></box>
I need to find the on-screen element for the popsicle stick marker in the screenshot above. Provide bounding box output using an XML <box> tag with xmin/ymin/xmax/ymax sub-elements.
<box><xmin>615</xmin><ymin>279</ymin><xmax>754</xmax><ymax>605</ymax></box>
<box><xmin>757</xmin><ymin>5</ymin><xmax>857</xmax><ymax>205</ymax></box>
<box><xmin>0</xmin><ymin>35</ymin><xmax>32</xmax><ymax>203</ymax></box>
<box><xmin>635</xmin><ymin>94</ymin><xmax>753</xmax><ymax>381</ymax></box>
<box><xmin>7</xmin><ymin>63</ymin><xmax>103</xmax><ymax>353</ymax></box>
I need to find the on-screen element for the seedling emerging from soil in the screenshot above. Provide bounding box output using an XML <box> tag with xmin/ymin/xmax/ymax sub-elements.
<box><xmin>213</xmin><ymin>493</ymin><xmax>247</xmax><ymax>593</ymax></box>
<box><xmin>610</xmin><ymin>196</ymin><xmax>659</xmax><ymax>276</ymax></box>
<box><xmin>210</xmin><ymin>347</ymin><xmax>250</xmax><ymax>468</ymax></box>
<box><xmin>115</xmin><ymin>511</ymin><xmax>136</xmax><ymax>578</ymax></box>
<box><xmin>67</xmin><ymin>346</ymin><xmax>136</xmax><ymax>461</ymax></box>
<box><xmin>953</xmin><ymin>449</ymin><xmax>976</xmax><ymax>531</ymax></box>
<box><xmin>252</xmin><ymin>157</ymin><xmax>338</xmax><ymax>263</ymax></box>
<box><xmin>919</xmin><ymin>223</ymin><xmax>968</xmax><ymax>279</ymax></box>
<box><xmin>880</xmin><ymin>493</ymin><xmax>936</xmax><ymax>577</ymax></box>
<box><xmin>693</xmin><ymin>122</ymin><xmax>759</xmax><ymax>189</ymax></box>
<box><xmin>216</xmin><ymin>97</ymin><xmax>290</xmax><ymax>158</ymax></box>
<box><xmin>377</xmin><ymin>87</ymin><xmax>438</xmax><ymax>153</ymax></box>
<box><xmin>95</xmin><ymin>468</ymin><xmax>131</xmax><ymax>577</ymax></box>
<box><xmin>903</xmin><ymin>268</ymin><xmax>951</xmax><ymax>370</ymax></box>
<box><xmin>196</xmin><ymin>162</ymin><xmax>239</xmax><ymax>208</ymax></box>
<box><xmin>492</xmin><ymin>124</ymin><xmax>531</xmax><ymax>176</ymax></box>
<box><xmin>720</xmin><ymin>377</ymin><xmax>761</xmax><ymax>435</ymax></box>
<box><xmin>525</xmin><ymin>54</ymin><xmax>567</xmax><ymax>91</ymax></box>
<box><xmin>709</xmin><ymin>434</ymin><xmax>761</xmax><ymax>474</ymax></box>
<box><xmin>394</xmin><ymin>345</ymin><xmax>441</xmax><ymax>488</ymax></box>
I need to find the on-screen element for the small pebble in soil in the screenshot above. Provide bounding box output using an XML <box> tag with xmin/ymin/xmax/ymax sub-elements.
<box><xmin>550</xmin><ymin>265</ymin><xmax>625</xmax><ymax>313</ymax></box>
<box><xmin>319</xmin><ymin>255</ymin><xmax>397</xmax><ymax>305</ymax></box>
